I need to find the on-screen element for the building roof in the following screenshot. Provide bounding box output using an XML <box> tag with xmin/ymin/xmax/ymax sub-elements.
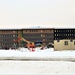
<box><xmin>0</xmin><ymin>26</ymin><xmax>54</xmax><ymax>30</ymax></box>
<box><xmin>0</xmin><ymin>25</ymin><xmax>75</xmax><ymax>29</ymax></box>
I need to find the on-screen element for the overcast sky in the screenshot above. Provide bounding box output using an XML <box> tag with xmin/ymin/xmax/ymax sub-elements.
<box><xmin>0</xmin><ymin>0</ymin><xmax>75</xmax><ymax>28</ymax></box>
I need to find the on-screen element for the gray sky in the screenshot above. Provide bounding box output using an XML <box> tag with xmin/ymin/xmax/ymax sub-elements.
<box><xmin>0</xmin><ymin>0</ymin><xmax>75</xmax><ymax>28</ymax></box>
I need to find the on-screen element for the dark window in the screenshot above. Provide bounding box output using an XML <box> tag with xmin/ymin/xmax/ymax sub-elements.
<box><xmin>57</xmin><ymin>40</ymin><xmax>60</xmax><ymax>42</ymax></box>
<box><xmin>64</xmin><ymin>41</ymin><xmax>68</xmax><ymax>45</ymax></box>
<box><xmin>74</xmin><ymin>41</ymin><xmax>75</xmax><ymax>45</ymax></box>
<box><xmin>70</xmin><ymin>39</ymin><xmax>73</xmax><ymax>42</ymax></box>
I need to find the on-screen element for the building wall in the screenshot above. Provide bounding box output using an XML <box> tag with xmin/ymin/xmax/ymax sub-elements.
<box><xmin>22</xmin><ymin>28</ymin><xmax>54</xmax><ymax>46</ymax></box>
<box><xmin>0</xmin><ymin>28</ymin><xmax>54</xmax><ymax>49</ymax></box>
<box><xmin>54</xmin><ymin>29</ymin><xmax>75</xmax><ymax>40</ymax></box>
<box><xmin>17</xmin><ymin>30</ymin><xmax>23</xmax><ymax>47</ymax></box>
<box><xmin>54</xmin><ymin>40</ymin><xmax>75</xmax><ymax>50</ymax></box>
<box><xmin>54</xmin><ymin>28</ymin><xmax>75</xmax><ymax>50</ymax></box>
<box><xmin>0</xmin><ymin>30</ymin><xmax>19</xmax><ymax>49</ymax></box>
<box><xmin>1</xmin><ymin>28</ymin><xmax>75</xmax><ymax>50</ymax></box>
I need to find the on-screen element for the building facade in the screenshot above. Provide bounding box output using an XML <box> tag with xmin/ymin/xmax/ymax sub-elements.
<box><xmin>54</xmin><ymin>28</ymin><xmax>75</xmax><ymax>50</ymax></box>
<box><xmin>1</xmin><ymin>28</ymin><xmax>75</xmax><ymax>50</ymax></box>
<box><xmin>0</xmin><ymin>28</ymin><xmax>54</xmax><ymax>49</ymax></box>
<box><xmin>0</xmin><ymin>29</ymin><xmax>20</xmax><ymax>49</ymax></box>
<box><xmin>22</xmin><ymin>28</ymin><xmax>54</xmax><ymax>47</ymax></box>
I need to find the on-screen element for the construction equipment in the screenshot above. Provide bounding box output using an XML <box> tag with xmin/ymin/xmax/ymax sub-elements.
<box><xmin>14</xmin><ymin>37</ymin><xmax>35</xmax><ymax>49</ymax></box>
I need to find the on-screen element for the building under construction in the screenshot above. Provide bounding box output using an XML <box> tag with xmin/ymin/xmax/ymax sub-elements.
<box><xmin>0</xmin><ymin>28</ymin><xmax>75</xmax><ymax>51</ymax></box>
<box><xmin>0</xmin><ymin>28</ymin><xmax>54</xmax><ymax>49</ymax></box>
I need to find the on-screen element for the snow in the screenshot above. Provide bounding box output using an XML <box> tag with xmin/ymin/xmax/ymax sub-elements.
<box><xmin>0</xmin><ymin>61</ymin><xmax>75</xmax><ymax>74</ymax></box>
<box><xmin>0</xmin><ymin>48</ymin><xmax>75</xmax><ymax>74</ymax></box>
<box><xmin>0</xmin><ymin>48</ymin><xmax>75</xmax><ymax>61</ymax></box>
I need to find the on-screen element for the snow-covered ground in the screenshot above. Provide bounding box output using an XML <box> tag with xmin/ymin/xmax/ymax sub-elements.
<box><xmin>0</xmin><ymin>47</ymin><xmax>75</xmax><ymax>61</ymax></box>
<box><xmin>0</xmin><ymin>48</ymin><xmax>75</xmax><ymax>74</ymax></box>
<box><xmin>0</xmin><ymin>61</ymin><xmax>75</xmax><ymax>74</ymax></box>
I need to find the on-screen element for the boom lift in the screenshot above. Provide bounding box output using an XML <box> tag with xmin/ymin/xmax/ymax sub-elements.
<box><xmin>14</xmin><ymin>37</ymin><xmax>35</xmax><ymax>51</ymax></box>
